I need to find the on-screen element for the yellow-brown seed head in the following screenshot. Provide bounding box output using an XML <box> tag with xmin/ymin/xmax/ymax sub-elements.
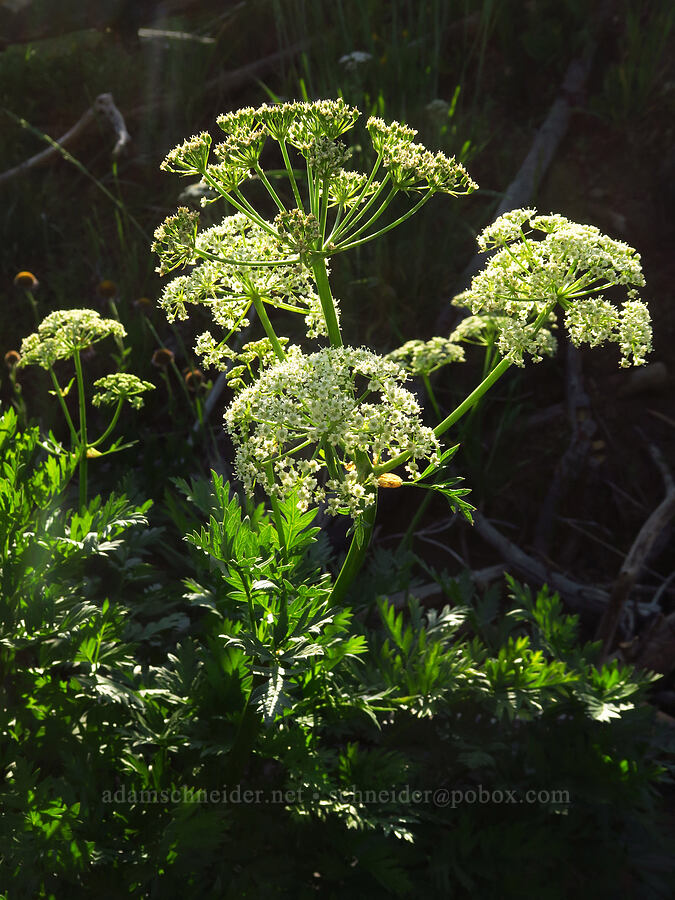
<box><xmin>183</xmin><ymin>367</ymin><xmax>204</xmax><ymax>390</ymax></box>
<box><xmin>97</xmin><ymin>279</ymin><xmax>118</xmax><ymax>299</ymax></box>
<box><xmin>14</xmin><ymin>271</ymin><xmax>39</xmax><ymax>290</ymax></box>
<box><xmin>4</xmin><ymin>350</ymin><xmax>21</xmax><ymax>368</ymax></box>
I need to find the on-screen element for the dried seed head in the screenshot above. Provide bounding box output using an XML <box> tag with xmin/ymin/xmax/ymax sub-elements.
<box><xmin>4</xmin><ymin>350</ymin><xmax>21</xmax><ymax>368</ymax></box>
<box><xmin>97</xmin><ymin>280</ymin><xmax>118</xmax><ymax>298</ymax></box>
<box><xmin>152</xmin><ymin>348</ymin><xmax>175</xmax><ymax>368</ymax></box>
<box><xmin>183</xmin><ymin>367</ymin><xmax>204</xmax><ymax>390</ymax></box>
<box><xmin>14</xmin><ymin>270</ymin><xmax>39</xmax><ymax>290</ymax></box>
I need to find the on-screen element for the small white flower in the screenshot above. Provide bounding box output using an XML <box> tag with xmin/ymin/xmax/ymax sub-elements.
<box><xmin>339</xmin><ymin>51</ymin><xmax>373</xmax><ymax>71</ymax></box>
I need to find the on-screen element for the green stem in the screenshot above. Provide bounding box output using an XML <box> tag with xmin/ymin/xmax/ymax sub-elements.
<box><xmin>338</xmin><ymin>193</ymin><xmax>432</xmax><ymax>252</ymax></box>
<box><xmin>253</xmin><ymin>163</ymin><xmax>287</xmax><ymax>213</ymax></box>
<box><xmin>434</xmin><ymin>355</ymin><xmax>512</xmax><ymax>438</ymax></box>
<box><xmin>199</xmin><ymin>170</ymin><xmax>275</xmax><ymax>235</ymax></box>
<box><xmin>307</xmin><ymin>158</ymin><xmax>319</xmax><ymax>218</ymax></box>
<box><xmin>107</xmin><ymin>298</ymin><xmax>127</xmax><ymax>363</ymax></box>
<box><xmin>422</xmin><ymin>373</ymin><xmax>442</xmax><ymax>420</ymax></box>
<box><xmin>91</xmin><ymin>399</ymin><xmax>124</xmax><ymax>448</ymax></box>
<box><xmin>319</xmin><ymin>175</ymin><xmax>329</xmax><ymax>242</ymax></box>
<box><xmin>280</xmin><ymin>139</ymin><xmax>303</xmax><ymax>209</ymax></box>
<box><xmin>73</xmin><ymin>350</ymin><xmax>88</xmax><ymax>509</ymax></box>
<box><xmin>397</xmin><ymin>490</ymin><xmax>433</xmax><ymax>555</ymax></box>
<box><xmin>234</xmin><ymin>188</ymin><xmax>278</xmax><ymax>232</ymax></box>
<box><xmin>24</xmin><ymin>290</ymin><xmax>40</xmax><ymax>327</ymax></box>
<box><xmin>310</xmin><ymin>255</ymin><xmax>342</xmax><ymax>348</ymax></box>
<box><xmin>265</xmin><ymin>462</ymin><xmax>287</xmax><ymax>561</ymax></box>
<box><xmin>252</xmin><ymin>294</ymin><xmax>286</xmax><ymax>360</ymax></box>
<box><xmin>334</xmin><ymin>185</ymin><xmax>397</xmax><ymax>245</ymax></box>
<box><xmin>375</xmin><ymin>357</ymin><xmax>513</xmax><ymax>476</ymax></box>
<box><xmin>329</xmin><ymin>496</ymin><xmax>378</xmax><ymax>606</ymax></box>
<box><xmin>330</xmin><ymin>152</ymin><xmax>386</xmax><ymax>242</ymax></box>
<box><xmin>374</xmin><ymin>301</ymin><xmax>558</xmax><ymax>476</ymax></box>
<box><xmin>48</xmin><ymin>367</ymin><xmax>79</xmax><ymax>446</ymax></box>
<box><xmin>194</xmin><ymin>246</ymin><xmax>298</xmax><ymax>268</ymax></box>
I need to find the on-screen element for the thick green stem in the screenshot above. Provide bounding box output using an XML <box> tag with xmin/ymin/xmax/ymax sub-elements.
<box><xmin>375</xmin><ymin>357</ymin><xmax>514</xmax><ymax>477</ymax></box>
<box><xmin>73</xmin><ymin>350</ymin><xmax>88</xmax><ymax>509</ymax></box>
<box><xmin>329</xmin><ymin>496</ymin><xmax>378</xmax><ymax>606</ymax></box>
<box><xmin>265</xmin><ymin>463</ymin><xmax>288</xmax><ymax>561</ymax></box>
<box><xmin>374</xmin><ymin>301</ymin><xmax>558</xmax><ymax>476</ymax></box>
<box><xmin>310</xmin><ymin>256</ymin><xmax>342</xmax><ymax>348</ymax></box>
<box><xmin>252</xmin><ymin>294</ymin><xmax>286</xmax><ymax>360</ymax></box>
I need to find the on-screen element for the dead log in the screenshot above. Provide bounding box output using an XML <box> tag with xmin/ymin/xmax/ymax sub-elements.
<box><xmin>596</xmin><ymin>442</ymin><xmax>675</xmax><ymax>655</ymax></box>
<box><xmin>0</xmin><ymin>94</ymin><xmax>130</xmax><ymax>187</ymax></box>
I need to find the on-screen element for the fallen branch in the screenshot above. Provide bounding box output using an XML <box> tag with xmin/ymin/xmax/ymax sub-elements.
<box><xmin>471</xmin><ymin>510</ymin><xmax>608</xmax><ymax>613</ymax></box>
<box><xmin>0</xmin><ymin>93</ymin><xmax>130</xmax><ymax>187</ymax></box>
<box><xmin>596</xmin><ymin>441</ymin><xmax>675</xmax><ymax>656</ymax></box>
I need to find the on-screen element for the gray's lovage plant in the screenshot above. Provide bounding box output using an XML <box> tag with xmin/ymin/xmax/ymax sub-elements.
<box><xmin>154</xmin><ymin>99</ymin><xmax>651</xmax><ymax>603</ymax></box>
<box><xmin>18</xmin><ymin>309</ymin><xmax>154</xmax><ymax>508</ymax></box>
<box><xmin>1</xmin><ymin>99</ymin><xmax>667</xmax><ymax>899</ymax></box>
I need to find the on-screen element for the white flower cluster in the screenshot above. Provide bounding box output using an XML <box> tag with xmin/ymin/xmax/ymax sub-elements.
<box><xmin>366</xmin><ymin>116</ymin><xmax>476</xmax><ymax>195</ymax></box>
<box><xmin>92</xmin><ymin>373</ymin><xmax>155</xmax><ymax>410</ymax></box>
<box><xmin>387</xmin><ymin>337</ymin><xmax>465</xmax><ymax>376</ymax></box>
<box><xmin>565</xmin><ymin>297</ymin><xmax>653</xmax><ymax>367</ymax></box>
<box><xmin>158</xmin><ymin>213</ymin><xmax>330</xmax><ymax>339</ymax></box>
<box><xmin>449</xmin><ymin>308</ymin><xmax>558</xmax><ymax>363</ymax></box>
<box><xmin>19</xmin><ymin>309</ymin><xmax>126</xmax><ymax>370</ymax></box>
<box><xmin>338</xmin><ymin>50</ymin><xmax>373</xmax><ymax>70</ymax></box>
<box><xmin>224</xmin><ymin>346</ymin><xmax>439</xmax><ymax>516</ymax></box>
<box><xmin>460</xmin><ymin>209</ymin><xmax>651</xmax><ymax>366</ymax></box>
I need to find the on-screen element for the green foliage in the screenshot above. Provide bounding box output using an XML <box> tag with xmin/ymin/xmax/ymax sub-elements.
<box><xmin>0</xmin><ymin>407</ymin><xmax>153</xmax><ymax>894</ymax></box>
<box><xmin>1</xmin><ymin>433</ymin><xmax>673</xmax><ymax>895</ymax></box>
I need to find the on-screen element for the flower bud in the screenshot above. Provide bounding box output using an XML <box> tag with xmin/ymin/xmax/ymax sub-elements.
<box><xmin>377</xmin><ymin>473</ymin><xmax>403</xmax><ymax>488</ymax></box>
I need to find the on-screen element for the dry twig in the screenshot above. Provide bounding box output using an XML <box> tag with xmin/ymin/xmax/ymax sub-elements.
<box><xmin>471</xmin><ymin>510</ymin><xmax>608</xmax><ymax>613</ymax></box>
<box><xmin>596</xmin><ymin>440</ymin><xmax>675</xmax><ymax>656</ymax></box>
<box><xmin>0</xmin><ymin>94</ymin><xmax>130</xmax><ymax>187</ymax></box>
